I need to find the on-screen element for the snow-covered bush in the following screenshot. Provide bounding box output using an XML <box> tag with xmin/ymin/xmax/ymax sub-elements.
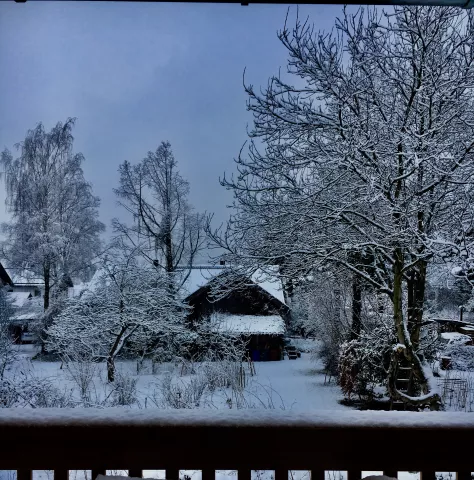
<box><xmin>443</xmin><ymin>344</ymin><xmax>474</xmax><ymax>371</ymax></box>
<box><xmin>0</xmin><ymin>375</ymin><xmax>74</xmax><ymax>408</ymax></box>
<box><xmin>338</xmin><ymin>323</ymin><xmax>397</xmax><ymax>401</ymax></box>
<box><xmin>64</xmin><ymin>358</ymin><xmax>99</xmax><ymax>406</ymax></box>
<box><xmin>109</xmin><ymin>371</ymin><xmax>138</xmax><ymax>407</ymax></box>
<box><xmin>153</xmin><ymin>372</ymin><xmax>207</xmax><ymax>409</ymax></box>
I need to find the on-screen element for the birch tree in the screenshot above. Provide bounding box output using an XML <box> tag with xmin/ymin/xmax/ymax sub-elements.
<box><xmin>46</xmin><ymin>246</ymin><xmax>188</xmax><ymax>382</ymax></box>
<box><xmin>113</xmin><ymin>141</ymin><xmax>206</xmax><ymax>289</ymax></box>
<box><xmin>0</xmin><ymin>118</ymin><xmax>105</xmax><ymax>311</ymax></box>
<box><xmin>213</xmin><ymin>6</ymin><xmax>474</xmax><ymax>407</ymax></box>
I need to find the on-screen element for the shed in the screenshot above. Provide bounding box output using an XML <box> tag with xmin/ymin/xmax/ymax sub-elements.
<box><xmin>182</xmin><ymin>266</ymin><xmax>289</xmax><ymax>361</ymax></box>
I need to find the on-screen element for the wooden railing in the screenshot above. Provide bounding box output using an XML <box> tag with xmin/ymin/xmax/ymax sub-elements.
<box><xmin>0</xmin><ymin>410</ymin><xmax>473</xmax><ymax>480</ymax></box>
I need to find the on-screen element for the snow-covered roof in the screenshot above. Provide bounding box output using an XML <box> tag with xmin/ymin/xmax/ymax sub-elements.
<box><xmin>211</xmin><ymin>314</ymin><xmax>286</xmax><ymax>335</ymax></box>
<box><xmin>10</xmin><ymin>312</ymin><xmax>41</xmax><ymax>321</ymax></box>
<box><xmin>7</xmin><ymin>291</ymin><xmax>33</xmax><ymax>307</ymax></box>
<box><xmin>180</xmin><ymin>266</ymin><xmax>286</xmax><ymax>304</ymax></box>
<box><xmin>68</xmin><ymin>268</ymin><xmax>105</xmax><ymax>298</ymax></box>
<box><xmin>5</xmin><ymin>268</ymin><xmax>44</xmax><ymax>286</ymax></box>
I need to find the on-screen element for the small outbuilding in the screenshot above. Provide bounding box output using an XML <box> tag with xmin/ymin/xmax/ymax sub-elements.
<box><xmin>182</xmin><ymin>266</ymin><xmax>289</xmax><ymax>361</ymax></box>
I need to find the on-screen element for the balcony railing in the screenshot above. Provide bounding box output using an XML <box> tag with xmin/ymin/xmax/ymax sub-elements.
<box><xmin>0</xmin><ymin>410</ymin><xmax>473</xmax><ymax>480</ymax></box>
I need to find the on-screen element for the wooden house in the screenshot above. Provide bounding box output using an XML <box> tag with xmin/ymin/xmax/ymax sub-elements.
<box><xmin>182</xmin><ymin>266</ymin><xmax>289</xmax><ymax>361</ymax></box>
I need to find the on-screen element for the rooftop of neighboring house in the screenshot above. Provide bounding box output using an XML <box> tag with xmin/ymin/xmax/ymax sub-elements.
<box><xmin>1</xmin><ymin>266</ymin><xmax>44</xmax><ymax>287</ymax></box>
<box><xmin>0</xmin><ymin>262</ymin><xmax>13</xmax><ymax>286</ymax></box>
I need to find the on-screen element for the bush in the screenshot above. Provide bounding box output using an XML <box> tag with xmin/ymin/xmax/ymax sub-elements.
<box><xmin>338</xmin><ymin>324</ymin><xmax>397</xmax><ymax>401</ymax></box>
<box><xmin>443</xmin><ymin>344</ymin><xmax>474</xmax><ymax>371</ymax></box>
<box><xmin>109</xmin><ymin>371</ymin><xmax>138</xmax><ymax>406</ymax></box>
<box><xmin>0</xmin><ymin>375</ymin><xmax>74</xmax><ymax>408</ymax></box>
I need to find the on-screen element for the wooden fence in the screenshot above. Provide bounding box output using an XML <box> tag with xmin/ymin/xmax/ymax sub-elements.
<box><xmin>0</xmin><ymin>409</ymin><xmax>472</xmax><ymax>480</ymax></box>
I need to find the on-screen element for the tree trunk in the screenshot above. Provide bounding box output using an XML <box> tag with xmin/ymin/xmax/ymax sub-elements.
<box><xmin>388</xmin><ymin>249</ymin><xmax>440</xmax><ymax>409</ymax></box>
<box><xmin>107</xmin><ymin>356</ymin><xmax>115</xmax><ymax>383</ymax></box>
<box><xmin>43</xmin><ymin>262</ymin><xmax>50</xmax><ymax>311</ymax></box>
<box><xmin>351</xmin><ymin>275</ymin><xmax>362</xmax><ymax>340</ymax></box>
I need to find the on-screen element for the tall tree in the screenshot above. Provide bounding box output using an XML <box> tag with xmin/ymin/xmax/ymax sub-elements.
<box><xmin>113</xmin><ymin>141</ymin><xmax>206</xmax><ymax>288</ymax></box>
<box><xmin>0</xmin><ymin>118</ymin><xmax>105</xmax><ymax>311</ymax></box>
<box><xmin>213</xmin><ymin>7</ymin><xmax>474</xmax><ymax>407</ymax></box>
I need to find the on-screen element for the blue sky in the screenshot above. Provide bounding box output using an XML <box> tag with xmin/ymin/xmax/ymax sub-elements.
<box><xmin>0</xmin><ymin>1</ymin><xmax>343</xmax><ymax>236</ymax></box>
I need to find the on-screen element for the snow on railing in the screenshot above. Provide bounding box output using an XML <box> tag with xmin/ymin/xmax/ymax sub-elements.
<box><xmin>0</xmin><ymin>409</ymin><xmax>473</xmax><ymax>480</ymax></box>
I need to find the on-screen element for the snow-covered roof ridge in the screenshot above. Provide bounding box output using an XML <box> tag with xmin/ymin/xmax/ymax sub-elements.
<box><xmin>180</xmin><ymin>265</ymin><xmax>286</xmax><ymax>304</ymax></box>
<box><xmin>0</xmin><ymin>409</ymin><xmax>473</xmax><ymax>428</ymax></box>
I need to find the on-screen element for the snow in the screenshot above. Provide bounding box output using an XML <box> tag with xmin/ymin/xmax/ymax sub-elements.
<box><xmin>4</xmin><ymin>346</ymin><xmax>345</xmax><ymax>412</ymax></box>
<box><xmin>451</xmin><ymin>266</ymin><xmax>464</xmax><ymax>277</ymax></box>
<box><xmin>0</xmin><ymin>403</ymin><xmax>474</xmax><ymax>427</ymax></box>
<box><xmin>211</xmin><ymin>314</ymin><xmax>285</xmax><ymax>335</ymax></box>
<box><xmin>440</xmin><ymin>332</ymin><xmax>471</xmax><ymax>344</ymax></box>
<box><xmin>10</xmin><ymin>312</ymin><xmax>41</xmax><ymax>321</ymax></box>
<box><xmin>7</xmin><ymin>291</ymin><xmax>32</xmax><ymax>307</ymax></box>
<box><xmin>180</xmin><ymin>266</ymin><xmax>224</xmax><ymax>298</ymax></box>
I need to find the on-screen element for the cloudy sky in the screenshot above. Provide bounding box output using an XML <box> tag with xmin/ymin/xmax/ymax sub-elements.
<box><xmin>0</xmin><ymin>1</ymin><xmax>343</xmax><ymax>237</ymax></box>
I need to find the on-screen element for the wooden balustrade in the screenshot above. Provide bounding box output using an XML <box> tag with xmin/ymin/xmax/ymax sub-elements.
<box><xmin>0</xmin><ymin>410</ymin><xmax>473</xmax><ymax>480</ymax></box>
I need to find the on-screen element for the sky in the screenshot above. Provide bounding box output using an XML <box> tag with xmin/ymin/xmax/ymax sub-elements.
<box><xmin>0</xmin><ymin>1</ymin><xmax>344</xmax><ymax>239</ymax></box>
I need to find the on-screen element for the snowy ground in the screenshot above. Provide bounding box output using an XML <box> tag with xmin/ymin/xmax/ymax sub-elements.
<box><xmin>0</xmin><ymin>346</ymin><xmax>465</xmax><ymax>480</ymax></box>
<box><xmin>4</xmin><ymin>344</ymin><xmax>345</xmax><ymax>411</ymax></box>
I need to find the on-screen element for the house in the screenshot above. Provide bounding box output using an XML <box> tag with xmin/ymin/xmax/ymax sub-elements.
<box><xmin>0</xmin><ymin>262</ymin><xmax>12</xmax><ymax>287</ymax></box>
<box><xmin>181</xmin><ymin>265</ymin><xmax>289</xmax><ymax>361</ymax></box>
<box><xmin>0</xmin><ymin>262</ymin><xmax>43</xmax><ymax>344</ymax></box>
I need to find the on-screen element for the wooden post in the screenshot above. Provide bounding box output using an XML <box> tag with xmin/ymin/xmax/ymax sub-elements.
<box><xmin>347</xmin><ymin>470</ymin><xmax>362</xmax><ymax>480</ymax></box>
<box><xmin>311</xmin><ymin>469</ymin><xmax>325</xmax><ymax>480</ymax></box>
<box><xmin>275</xmin><ymin>469</ymin><xmax>288</xmax><ymax>480</ymax></box>
<box><xmin>91</xmin><ymin>469</ymin><xmax>106</xmax><ymax>480</ymax></box>
<box><xmin>54</xmin><ymin>470</ymin><xmax>69</xmax><ymax>480</ymax></box>
<box><xmin>166</xmin><ymin>468</ymin><xmax>180</xmax><ymax>480</ymax></box>
<box><xmin>17</xmin><ymin>471</ymin><xmax>32</xmax><ymax>480</ymax></box>
<box><xmin>202</xmin><ymin>470</ymin><xmax>215</xmax><ymax>480</ymax></box>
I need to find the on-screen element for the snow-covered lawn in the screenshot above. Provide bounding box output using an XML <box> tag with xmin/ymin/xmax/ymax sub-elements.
<box><xmin>5</xmin><ymin>344</ymin><xmax>345</xmax><ymax>411</ymax></box>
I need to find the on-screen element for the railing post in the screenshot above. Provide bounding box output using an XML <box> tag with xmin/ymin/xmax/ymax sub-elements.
<box><xmin>421</xmin><ymin>472</ymin><xmax>436</xmax><ymax>480</ymax></box>
<box><xmin>348</xmin><ymin>470</ymin><xmax>362</xmax><ymax>480</ymax></box>
<box><xmin>202</xmin><ymin>470</ymin><xmax>215</xmax><ymax>480</ymax></box>
<box><xmin>129</xmin><ymin>470</ymin><xmax>143</xmax><ymax>478</ymax></box>
<box><xmin>91</xmin><ymin>468</ymin><xmax>106</xmax><ymax>480</ymax></box>
<box><xmin>238</xmin><ymin>469</ymin><xmax>251</xmax><ymax>480</ymax></box>
<box><xmin>384</xmin><ymin>471</ymin><xmax>398</xmax><ymax>478</ymax></box>
<box><xmin>275</xmin><ymin>468</ymin><xmax>288</xmax><ymax>480</ymax></box>
<box><xmin>457</xmin><ymin>473</ymin><xmax>471</xmax><ymax>480</ymax></box>
<box><xmin>166</xmin><ymin>468</ymin><xmax>180</xmax><ymax>480</ymax></box>
<box><xmin>311</xmin><ymin>469</ymin><xmax>325</xmax><ymax>480</ymax></box>
<box><xmin>17</xmin><ymin>470</ymin><xmax>32</xmax><ymax>480</ymax></box>
<box><xmin>54</xmin><ymin>470</ymin><xmax>69</xmax><ymax>480</ymax></box>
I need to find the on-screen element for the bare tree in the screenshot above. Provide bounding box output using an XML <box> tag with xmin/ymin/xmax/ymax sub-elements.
<box><xmin>113</xmin><ymin>141</ymin><xmax>206</xmax><ymax>289</ymax></box>
<box><xmin>46</xmin><ymin>244</ymin><xmax>188</xmax><ymax>382</ymax></box>
<box><xmin>0</xmin><ymin>118</ymin><xmax>105</xmax><ymax>311</ymax></box>
<box><xmin>212</xmin><ymin>7</ymin><xmax>474</xmax><ymax>408</ymax></box>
